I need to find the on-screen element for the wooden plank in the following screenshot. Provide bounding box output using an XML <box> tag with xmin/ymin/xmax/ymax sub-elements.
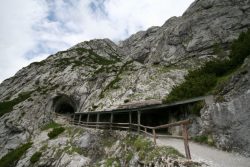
<box><xmin>182</xmin><ymin>124</ymin><xmax>191</xmax><ymax>159</ymax></box>
<box><xmin>129</xmin><ymin>111</ymin><xmax>132</xmax><ymax>132</ymax></box>
<box><xmin>87</xmin><ymin>114</ymin><xmax>90</xmax><ymax>125</ymax></box>
<box><xmin>153</xmin><ymin>129</ymin><xmax>156</xmax><ymax>145</ymax></box>
<box><xmin>110</xmin><ymin>113</ymin><xmax>113</xmax><ymax>130</ymax></box>
<box><xmin>137</xmin><ymin>111</ymin><xmax>141</xmax><ymax>133</ymax></box>
<box><xmin>78</xmin><ymin>114</ymin><xmax>82</xmax><ymax>125</ymax></box>
<box><xmin>154</xmin><ymin>119</ymin><xmax>191</xmax><ymax>129</ymax></box>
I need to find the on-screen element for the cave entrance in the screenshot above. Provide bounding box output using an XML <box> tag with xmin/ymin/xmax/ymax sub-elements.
<box><xmin>56</xmin><ymin>103</ymin><xmax>74</xmax><ymax>114</ymax></box>
<box><xmin>53</xmin><ymin>95</ymin><xmax>76</xmax><ymax>116</ymax></box>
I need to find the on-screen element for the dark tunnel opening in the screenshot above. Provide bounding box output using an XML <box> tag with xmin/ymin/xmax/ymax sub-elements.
<box><xmin>55</xmin><ymin>102</ymin><xmax>75</xmax><ymax>115</ymax></box>
<box><xmin>53</xmin><ymin>95</ymin><xmax>76</xmax><ymax>116</ymax></box>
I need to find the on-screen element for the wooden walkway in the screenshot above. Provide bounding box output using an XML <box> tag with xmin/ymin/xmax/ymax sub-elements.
<box><xmin>55</xmin><ymin>96</ymin><xmax>214</xmax><ymax>159</ymax></box>
<box><xmin>58</xmin><ymin>113</ymin><xmax>192</xmax><ymax>159</ymax></box>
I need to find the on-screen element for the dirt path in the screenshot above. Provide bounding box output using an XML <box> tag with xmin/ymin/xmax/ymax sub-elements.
<box><xmin>156</xmin><ymin>137</ymin><xmax>250</xmax><ymax>167</ymax></box>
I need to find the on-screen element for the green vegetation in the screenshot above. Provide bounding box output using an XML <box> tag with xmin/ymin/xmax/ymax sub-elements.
<box><xmin>41</xmin><ymin>121</ymin><xmax>60</xmax><ymax>131</ymax></box>
<box><xmin>99</xmin><ymin>60</ymin><xmax>133</xmax><ymax>98</ymax></box>
<box><xmin>36</xmin><ymin>84</ymin><xmax>60</xmax><ymax>95</ymax></box>
<box><xmin>0</xmin><ymin>91</ymin><xmax>33</xmax><ymax>117</ymax></box>
<box><xmin>48</xmin><ymin>127</ymin><xmax>65</xmax><ymax>139</ymax></box>
<box><xmin>0</xmin><ymin>142</ymin><xmax>32</xmax><ymax>167</ymax></box>
<box><xmin>55</xmin><ymin>48</ymin><xmax>119</xmax><ymax>70</ymax></box>
<box><xmin>104</xmin><ymin>157</ymin><xmax>121</xmax><ymax>167</ymax></box>
<box><xmin>30</xmin><ymin>151</ymin><xmax>42</xmax><ymax>164</ymax></box>
<box><xmin>179</xmin><ymin>101</ymin><xmax>205</xmax><ymax>116</ymax></box>
<box><xmin>134</xmin><ymin>136</ymin><xmax>151</xmax><ymax>151</ymax></box>
<box><xmin>192</xmin><ymin>135</ymin><xmax>214</xmax><ymax>146</ymax></box>
<box><xmin>164</xmin><ymin>29</ymin><xmax>250</xmax><ymax>103</ymax></box>
<box><xmin>123</xmin><ymin>135</ymin><xmax>182</xmax><ymax>162</ymax></box>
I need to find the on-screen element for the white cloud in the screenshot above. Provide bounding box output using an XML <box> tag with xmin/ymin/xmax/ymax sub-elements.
<box><xmin>0</xmin><ymin>0</ymin><xmax>194</xmax><ymax>83</ymax></box>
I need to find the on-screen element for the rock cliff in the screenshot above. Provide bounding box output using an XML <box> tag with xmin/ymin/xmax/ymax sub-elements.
<box><xmin>0</xmin><ymin>0</ymin><xmax>250</xmax><ymax>165</ymax></box>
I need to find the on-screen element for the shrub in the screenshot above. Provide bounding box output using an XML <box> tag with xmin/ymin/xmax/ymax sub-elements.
<box><xmin>192</xmin><ymin>135</ymin><xmax>214</xmax><ymax>146</ymax></box>
<box><xmin>48</xmin><ymin>127</ymin><xmax>65</xmax><ymax>139</ymax></box>
<box><xmin>0</xmin><ymin>91</ymin><xmax>33</xmax><ymax>117</ymax></box>
<box><xmin>164</xmin><ymin>29</ymin><xmax>250</xmax><ymax>103</ymax></box>
<box><xmin>0</xmin><ymin>142</ymin><xmax>32</xmax><ymax>167</ymax></box>
<box><xmin>41</xmin><ymin>121</ymin><xmax>60</xmax><ymax>131</ymax></box>
<box><xmin>30</xmin><ymin>151</ymin><xmax>42</xmax><ymax>164</ymax></box>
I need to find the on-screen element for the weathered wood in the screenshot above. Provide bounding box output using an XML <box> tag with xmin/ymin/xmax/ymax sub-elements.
<box><xmin>137</xmin><ymin>111</ymin><xmax>141</xmax><ymax>133</ymax></box>
<box><xmin>110</xmin><ymin>113</ymin><xmax>114</xmax><ymax>130</ymax></box>
<box><xmin>78</xmin><ymin>114</ymin><xmax>82</xmax><ymax>125</ymax></box>
<box><xmin>182</xmin><ymin>124</ymin><xmax>191</xmax><ymax>159</ymax></box>
<box><xmin>96</xmin><ymin>113</ymin><xmax>100</xmax><ymax>129</ymax></box>
<box><xmin>87</xmin><ymin>114</ymin><xmax>90</xmax><ymax>124</ymax></box>
<box><xmin>153</xmin><ymin>129</ymin><xmax>156</xmax><ymax>145</ymax></box>
<box><xmin>129</xmin><ymin>111</ymin><xmax>132</xmax><ymax>131</ymax></box>
<box><xmin>58</xmin><ymin>112</ymin><xmax>192</xmax><ymax>160</ymax></box>
<box><xmin>154</xmin><ymin>119</ymin><xmax>191</xmax><ymax>129</ymax></box>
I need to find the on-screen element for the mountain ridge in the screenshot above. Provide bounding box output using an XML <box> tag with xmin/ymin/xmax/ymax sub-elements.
<box><xmin>1</xmin><ymin>0</ymin><xmax>250</xmax><ymax>163</ymax></box>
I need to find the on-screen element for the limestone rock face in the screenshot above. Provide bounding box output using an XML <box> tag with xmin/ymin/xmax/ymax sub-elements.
<box><xmin>0</xmin><ymin>0</ymin><xmax>250</xmax><ymax>160</ymax></box>
<box><xmin>120</xmin><ymin>0</ymin><xmax>250</xmax><ymax>65</ymax></box>
<box><xmin>200</xmin><ymin>57</ymin><xmax>250</xmax><ymax>156</ymax></box>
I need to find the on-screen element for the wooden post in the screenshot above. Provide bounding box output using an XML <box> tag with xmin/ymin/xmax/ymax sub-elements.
<box><xmin>144</xmin><ymin>127</ymin><xmax>147</xmax><ymax>133</ymax></box>
<box><xmin>78</xmin><ymin>114</ymin><xmax>82</xmax><ymax>125</ymax></box>
<box><xmin>129</xmin><ymin>111</ymin><xmax>132</xmax><ymax>132</ymax></box>
<box><xmin>87</xmin><ymin>114</ymin><xmax>90</xmax><ymax>125</ymax></box>
<box><xmin>153</xmin><ymin>129</ymin><xmax>156</xmax><ymax>145</ymax></box>
<box><xmin>182</xmin><ymin>124</ymin><xmax>191</xmax><ymax>159</ymax></box>
<box><xmin>96</xmin><ymin>113</ymin><xmax>100</xmax><ymax>129</ymax></box>
<box><xmin>73</xmin><ymin>114</ymin><xmax>76</xmax><ymax>124</ymax></box>
<box><xmin>137</xmin><ymin>111</ymin><xmax>141</xmax><ymax>133</ymax></box>
<box><xmin>110</xmin><ymin>113</ymin><xmax>114</xmax><ymax>130</ymax></box>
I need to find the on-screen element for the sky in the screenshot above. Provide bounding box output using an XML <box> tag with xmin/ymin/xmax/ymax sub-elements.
<box><xmin>0</xmin><ymin>0</ymin><xmax>194</xmax><ymax>83</ymax></box>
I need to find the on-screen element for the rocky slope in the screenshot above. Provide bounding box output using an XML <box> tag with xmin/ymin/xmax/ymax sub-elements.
<box><xmin>12</xmin><ymin>117</ymin><xmax>201</xmax><ymax>167</ymax></box>
<box><xmin>0</xmin><ymin>0</ymin><xmax>250</xmax><ymax>164</ymax></box>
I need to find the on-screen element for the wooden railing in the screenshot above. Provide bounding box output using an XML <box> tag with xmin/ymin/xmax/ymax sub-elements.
<box><xmin>55</xmin><ymin>113</ymin><xmax>191</xmax><ymax>159</ymax></box>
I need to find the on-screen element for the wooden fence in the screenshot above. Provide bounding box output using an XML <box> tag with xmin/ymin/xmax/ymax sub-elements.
<box><xmin>55</xmin><ymin>113</ymin><xmax>192</xmax><ymax>159</ymax></box>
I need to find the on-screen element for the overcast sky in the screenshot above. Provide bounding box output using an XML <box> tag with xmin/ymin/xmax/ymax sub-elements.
<box><xmin>0</xmin><ymin>0</ymin><xmax>194</xmax><ymax>83</ymax></box>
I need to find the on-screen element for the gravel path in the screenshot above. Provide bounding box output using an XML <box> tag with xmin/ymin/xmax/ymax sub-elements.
<box><xmin>156</xmin><ymin>137</ymin><xmax>250</xmax><ymax>167</ymax></box>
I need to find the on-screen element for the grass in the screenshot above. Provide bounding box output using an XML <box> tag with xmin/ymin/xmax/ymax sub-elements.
<box><xmin>0</xmin><ymin>142</ymin><xmax>32</xmax><ymax>167</ymax></box>
<box><xmin>30</xmin><ymin>151</ymin><xmax>42</xmax><ymax>164</ymax></box>
<box><xmin>0</xmin><ymin>91</ymin><xmax>33</xmax><ymax>117</ymax></box>
<box><xmin>48</xmin><ymin>127</ymin><xmax>65</xmax><ymax>139</ymax></box>
<box><xmin>164</xmin><ymin>29</ymin><xmax>250</xmax><ymax>103</ymax></box>
<box><xmin>41</xmin><ymin>121</ymin><xmax>60</xmax><ymax>131</ymax></box>
<box><xmin>104</xmin><ymin>158</ymin><xmax>121</xmax><ymax>167</ymax></box>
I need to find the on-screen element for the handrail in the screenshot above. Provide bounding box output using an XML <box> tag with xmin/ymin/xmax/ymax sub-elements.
<box><xmin>153</xmin><ymin>120</ymin><xmax>191</xmax><ymax>129</ymax></box>
<box><xmin>55</xmin><ymin>113</ymin><xmax>192</xmax><ymax>159</ymax></box>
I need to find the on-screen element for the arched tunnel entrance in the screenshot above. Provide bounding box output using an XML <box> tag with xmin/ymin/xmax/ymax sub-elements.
<box><xmin>53</xmin><ymin>95</ymin><xmax>77</xmax><ymax>116</ymax></box>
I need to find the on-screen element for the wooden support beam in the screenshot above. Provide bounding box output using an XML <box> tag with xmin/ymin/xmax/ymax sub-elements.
<box><xmin>137</xmin><ymin>111</ymin><xmax>141</xmax><ymax>133</ymax></box>
<box><xmin>110</xmin><ymin>113</ymin><xmax>114</xmax><ymax>130</ymax></box>
<box><xmin>72</xmin><ymin>114</ymin><xmax>76</xmax><ymax>124</ymax></box>
<box><xmin>153</xmin><ymin>129</ymin><xmax>156</xmax><ymax>145</ymax></box>
<box><xmin>182</xmin><ymin>124</ymin><xmax>191</xmax><ymax>159</ymax></box>
<box><xmin>129</xmin><ymin>111</ymin><xmax>132</xmax><ymax>132</ymax></box>
<box><xmin>78</xmin><ymin>114</ymin><xmax>82</xmax><ymax>125</ymax></box>
<box><xmin>96</xmin><ymin>113</ymin><xmax>100</xmax><ymax>129</ymax></box>
<box><xmin>87</xmin><ymin>114</ymin><xmax>90</xmax><ymax>125</ymax></box>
